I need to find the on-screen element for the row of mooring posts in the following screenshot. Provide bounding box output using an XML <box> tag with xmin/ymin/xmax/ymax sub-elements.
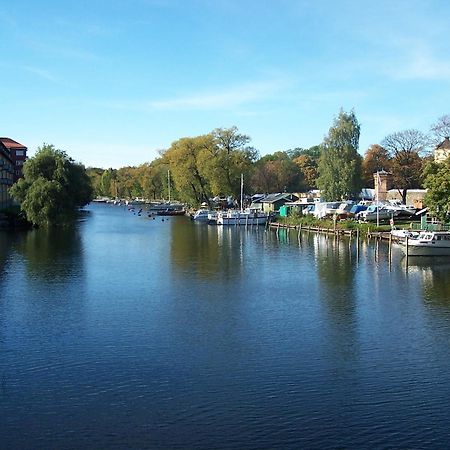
<box><xmin>270</xmin><ymin>221</ymin><xmax>413</xmax><ymax>271</ymax></box>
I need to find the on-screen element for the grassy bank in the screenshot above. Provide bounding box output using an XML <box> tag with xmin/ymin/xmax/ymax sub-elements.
<box><xmin>274</xmin><ymin>212</ymin><xmax>410</xmax><ymax>237</ymax></box>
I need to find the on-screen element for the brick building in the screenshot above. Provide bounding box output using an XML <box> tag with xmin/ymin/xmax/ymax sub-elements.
<box><xmin>0</xmin><ymin>141</ymin><xmax>14</xmax><ymax>209</ymax></box>
<box><xmin>0</xmin><ymin>137</ymin><xmax>27</xmax><ymax>182</ymax></box>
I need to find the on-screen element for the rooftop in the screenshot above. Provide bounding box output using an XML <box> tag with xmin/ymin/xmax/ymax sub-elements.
<box><xmin>0</xmin><ymin>137</ymin><xmax>27</xmax><ymax>149</ymax></box>
<box><xmin>261</xmin><ymin>193</ymin><xmax>298</xmax><ymax>203</ymax></box>
<box><xmin>436</xmin><ymin>136</ymin><xmax>450</xmax><ymax>150</ymax></box>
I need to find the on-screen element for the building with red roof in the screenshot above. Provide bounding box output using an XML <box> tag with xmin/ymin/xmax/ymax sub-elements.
<box><xmin>0</xmin><ymin>137</ymin><xmax>27</xmax><ymax>182</ymax></box>
<box><xmin>0</xmin><ymin>141</ymin><xmax>14</xmax><ymax>209</ymax></box>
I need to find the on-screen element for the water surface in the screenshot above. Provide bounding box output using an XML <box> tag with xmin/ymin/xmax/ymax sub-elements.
<box><xmin>1</xmin><ymin>204</ymin><xmax>450</xmax><ymax>449</ymax></box>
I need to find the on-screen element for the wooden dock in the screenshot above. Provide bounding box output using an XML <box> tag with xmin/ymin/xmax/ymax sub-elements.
<box><xmin>269</xmin><ymin>222</ymin><xmax>393</xmax><ymax>241</ymax></box>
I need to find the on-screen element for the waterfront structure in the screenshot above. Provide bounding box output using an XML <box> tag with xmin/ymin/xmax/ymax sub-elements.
<box><xmin>0</xmin><ymin>141</ymin><xmax>14</xmax><ymax>210</ymax></box>
<box><xmin>374</xmin><ymin>170</ymin><xmax>392</xmax><ymax>202</ymax></box>
<box><xmin>0</xmin><ymin>137</ymin><xmax>27</xmax><ymax>182</ymax></box>
<box><xmin>434</xmin><ymin>136</ymin><xmax>450</xmax><ymax>163</ymax></box>
<box><xmin>260</xmin><ymin>193</ymin><xmax>299</xmax><ymax>214</ymax></box>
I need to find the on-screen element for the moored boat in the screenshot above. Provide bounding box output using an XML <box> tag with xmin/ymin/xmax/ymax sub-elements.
<box><xmin>356</xmin><ymin>204</ymin><xmax>398</xmax><ymax>222</ymax></box>
<box><xmin>390</xmin><ymin>228</ymin><xmax>420</xmax><ymax>242</ymax></box>
<box><xmin>399</xmin><ymin>231</ymin><xmax>450</xmax><ymax>256</ymax></box>
<box><xmin>192</xmin><ymin>208</ymin><xmax>212</xmax><ymax>221</ymax></box>
<box><xmin>148</xmin><ymin>202</ymin><xmax>185</xmax><ymax>215</ymax></box>
<box><xmin>215</xmin><ymin>209</ymin><xmax>268</xmax><ymax>226</ymax></box>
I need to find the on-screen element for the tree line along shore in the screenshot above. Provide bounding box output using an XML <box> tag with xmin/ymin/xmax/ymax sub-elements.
<box><xmin>8</xmin><ymin>109</ymin><xmax>450</xmax><ymax>227</ymax></box>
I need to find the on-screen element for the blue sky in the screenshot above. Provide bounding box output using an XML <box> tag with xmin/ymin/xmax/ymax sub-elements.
<box><xmin>1</xmin><ymin>0</ymin><xmax>449</xmax><ymax>168</ymax></box>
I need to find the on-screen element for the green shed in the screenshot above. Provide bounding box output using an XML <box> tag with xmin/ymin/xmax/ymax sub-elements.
<box><xmin>279</xmin><ymin>205</ymin><xmax>290</xmax><ymax>217</ymax></box>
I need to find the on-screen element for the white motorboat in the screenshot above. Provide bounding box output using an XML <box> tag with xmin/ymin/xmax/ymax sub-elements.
<box><xmin>215</xmin><ymin>209</ymin><xmax>268</xmax><ymax>226</ymax></box>
<box><xmin>385</xmin><ymin>200</ymin><xmax>417</xmax><ymax>218</ymax></box>
<box><xmin>148</xmin><ymin>202</ymin><xmax>184</xmax><ymax>213</ymax></box>
<box><xmin>192</xmin><ymin>208</ymin><xmax>212</xmax><ymax>221</ymax></box>
<box><xmin>356</xmin><ymin>204</ymin><xmax>398</xmax><ymax>222</ymax></box>
<box><xmin>390</xmin><ymin>228</ymin><xmax>420</xmax><ymax>242</ymax></box>
<box><xmin>399</xmin><ymin>231</ymin><xmax>450</xmax><ymax>256</ymax></box>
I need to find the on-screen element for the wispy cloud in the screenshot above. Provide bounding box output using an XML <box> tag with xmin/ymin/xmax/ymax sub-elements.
<box><xmin>392</xmin><ymin>44</ymin><xmax>450</xmax><ymax>80</ymax></box>
<box><xmin>98</xmin><ymin>79</ymin><xmax>289</xmax><ymax>112</ymax></box>
<box><xmin>150</xmin><ymin>80</ymin><xmax>282</xmax><ymax>111</ymax></box>
<box><xmin>23</xmin><ymin>66</ymin><xmax>58</xmax><ymax>82</ymax></box>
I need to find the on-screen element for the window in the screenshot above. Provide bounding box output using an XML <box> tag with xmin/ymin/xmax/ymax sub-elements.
<box><xmin>15</xmin><ymin>150</ymin><xmax>24</xmax><ymax>156</ymax></box>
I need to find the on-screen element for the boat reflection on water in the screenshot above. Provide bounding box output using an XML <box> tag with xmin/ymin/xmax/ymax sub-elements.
<box><xmin>407</xmin><ymin>256</ymin><xmax>450</xmax><ymax>268</ymax></box>
<box><xmin>405</xmin><ymin>256</ymin><xmax>450</xmax><ymax>307</ymax></box>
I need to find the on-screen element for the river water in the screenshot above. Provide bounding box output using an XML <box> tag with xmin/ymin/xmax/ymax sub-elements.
<box><xmin>1</xmin><ymin>203</ymin><xmax>450</xmax><ymax>449</ymax></box>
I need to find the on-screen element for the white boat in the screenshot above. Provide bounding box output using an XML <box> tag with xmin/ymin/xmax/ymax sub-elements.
<box><xmin>215</xmin><ymin>209</ymin><xmax>268</xmax><ymax>226</ymax></box>
<box><xmin>356</xmin><ymin>204</ymin><xmax>398</xmax><ymax>222</ymax></box>
<box><xmin>148</xmin><ymin>202</ymin><xmax>184</xmax><ymax>213</ymax></box>
<box><xmin>385</xmin><ymin>200</ymin><xmax>417</xmax><ymax>218</ymax></box>
<box><xmin>399</xmin><ymin>231</ymin><xmax>450</xmax><ymax>256</ymax></box>
<box><xmin>390</xmin><ymin>228</ymin><xmax>420</xmax><ymax>242</ymax></box>
<box><xmin>192</xmin><ymin>208</ymin><xmax>212</xmax><ymax>221</ymax></box>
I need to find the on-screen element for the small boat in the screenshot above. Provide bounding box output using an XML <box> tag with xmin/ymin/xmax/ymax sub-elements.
<box><xmin>215</xmin><ymin>209</ymin><xmax>268</xmax><ymax>226</ymax></box>
<box><xmin>148</xmin><ymin>202</ymin><xmax>184</xmax><ymax>213</ymax></box>
<box><xmin>126</xmin><ymin>198</ymin><xmax>145</xmax><ymax>206</ymax></box>
<box><xmin>192</xmin><ymin>209</ymin><xmax>212</xmax><ymax>221</ymax></box>
<box><xmin>385</xmin><ymin>200</ymin><xmax>417</xmax><ymax>218</ymax></box>
<box><xmin>390</xmin><ymin>228</ymin><xmax>420</xmax><ymax>242</ymax></box>
<box><xmin>356</xmin><ymin>204</ymin><xmax>398</xmax><ymax>222</ymax></box>
<box><xmin>399</xmin><ymin>231</ymin><xmax>450</xmax><ymax>256</ymax></box>
<box><xmin>155</xmin><ymin>206</ymin><xmax>186</xmax><ymax>216</ymax></box>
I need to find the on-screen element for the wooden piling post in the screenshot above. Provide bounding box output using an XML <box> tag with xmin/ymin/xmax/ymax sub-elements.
<box><xmin>405</xmin><ymin>235</ymin><xmax>409</xmax><ymax>265</ymax></box>
<box><xmin>356</xmin><ymin>227</ymin><xmax>360</xmax><ymax>259</ymax></box>
<box><xmin>389</xmin><ymin>231</ymin><xmax>392</xmax><ymax>270</ymax></box>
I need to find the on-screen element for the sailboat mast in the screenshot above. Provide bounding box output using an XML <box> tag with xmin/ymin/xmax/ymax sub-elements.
<box><xmin>168</xmin><ymin>170</ymin><xmax>171</xmax><ymax>203</ymax></box>
<box><xmin>376</xmin><ymin>171</ymin><xmax>380</xmax><ymax>227</ymax></box>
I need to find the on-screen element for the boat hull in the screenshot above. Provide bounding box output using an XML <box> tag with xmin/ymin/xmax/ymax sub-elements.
<box><xmin>192</xmin><ymin>209</ymin><xmax>212</xmax><ymax>221</ymax></box>
<box><xmin>399</xmin><ymin>231</ymin><xmax>450</xmax><ymax>256</ymax></box>
<box><xmin>216</xmin><ymin>211</ymin><xmax>268</xmax><ymax>226</ymax></box>
<box><xmin>400</xmin><ymin>244</ymin><xmax>450</xmax><ymax>256</ymax></box>
<box><xmin>217</xmin><ymin>216</ymin><xmax>268</xmax><ymax>225</ymax></box>
<box><xmin>156</xmin><ymin>210</ymin><xmax>186</xmax><ymax>216</ymax></box>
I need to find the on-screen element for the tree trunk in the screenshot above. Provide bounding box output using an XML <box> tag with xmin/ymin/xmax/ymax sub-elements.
<box><xmin>401</xmin><ymin>188</ymin><xmax>407</xmax><ymax>205</ymax></box>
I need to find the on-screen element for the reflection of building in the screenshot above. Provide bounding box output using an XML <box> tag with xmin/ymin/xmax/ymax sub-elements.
<box><xmin>434</xmin><ymin>137</ymin><xmax>450</xmax><ymax>163</ymax></box>
<box><xmin>0</xmin><ymin>137</ymin><xmax>27</xmax><ymax>182</ymax></box>
<box><xmin>0</xmin><ymin>141</ymin><xmax>14</xmax><ymax>209</ymax></box>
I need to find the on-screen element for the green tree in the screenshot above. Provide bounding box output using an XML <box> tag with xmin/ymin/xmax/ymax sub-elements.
<box><xmin>423</xmin><ymin>159</ymin><xmax>450</xmax><ymax>222</ymax></box>
<box><xmin>86</xmin><ymin>167</ymin><xmax>105</xmax><ymax>197</ymax></box>
<box><xmin>202</xmin><ymin>127</ymin><xmax>258</xmax><ymax>198</ymax></box>
<box><xmin>317</xmin><ymin>109</ymin><xmax>363</xmax><ymax>200</ymax></box>
<box><xmin>10</xmin><ymin>144</ymin><xmax>93</xmax><ymax>226</ymax></box>
<box><xmin>164</xmin><ymin>134</ymin><xmax>214</xmax><ymax>205</ymax></box>
<box><xmin>293</xmin><ymin>154</ymin><xmax>319</xmax><ymax>190</ymax></box>
<box><xmin>251</xmin><ymin>151</ymin><xmax>302</xmax><ymax>193</ymax></box>
<box><xmin>287</xmin><ymin>145</ymin><xmax>322</xmax><ymax>161</ymax></box>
